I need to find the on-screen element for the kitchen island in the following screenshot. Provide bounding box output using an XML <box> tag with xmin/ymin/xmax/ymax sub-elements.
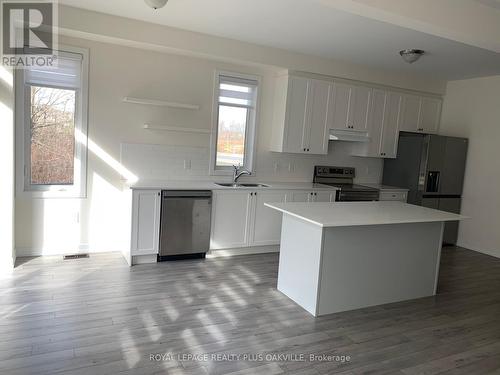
<box><xmin>265</xmin><ymin>201</ymin><xmax>466</xmax><ymax>316</ymax></box>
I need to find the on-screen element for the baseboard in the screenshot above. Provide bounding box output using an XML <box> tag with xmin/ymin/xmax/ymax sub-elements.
<box><xmin>15</xmin><ymin>245</ymin><xmax>121</xmax><ymax>257</ymax></box>
<box><xmin>208</xmin><ymin>245</ymin><xmax>280</xmax><ymax>258</ymax></box>
<box><xmin>457</xmin><ymin>241</ymin><xmax>500</xmax><ymax>259</ymax></box>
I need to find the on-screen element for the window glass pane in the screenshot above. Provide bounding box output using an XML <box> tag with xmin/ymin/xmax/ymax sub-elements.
<box><xmin>30</xmin><ymin>85</ymin><xmax>76</xmax><ymax>185</ymax></box>
<box><xmin>216</xmin><ymin>105</ymin><xmax>248</xmax><ymax>167</ymax></box>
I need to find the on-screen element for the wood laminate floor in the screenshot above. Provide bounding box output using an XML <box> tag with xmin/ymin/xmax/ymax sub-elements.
<box><xmin>1</xmin><ymin>247</ymin><xmax>500</xmax><ymax>375</ymax></box>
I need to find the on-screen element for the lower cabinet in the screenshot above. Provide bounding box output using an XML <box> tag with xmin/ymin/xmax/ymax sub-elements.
<box><xmin>210</xmin><ymin>190</ymin><xmax>253</xmax><ymax>249</ymax></box>
<box><xmin>210</xmin><ymin>190</ymin><xmax>287</xmax><ymax>249</ymax></box>
<box><xmin>131</xmin><ymin>189</ymin><xmax>161</xmax><ymax>256</ymax></box>
<box><xmin>289</xmin><ymin>190</ymin><xmax>336</xmax><ymax>203</ymax></box>
<box><xmin>210</xmin><ymin>189</ymin><xmax>335</xmax><ymax>250</ymax></box>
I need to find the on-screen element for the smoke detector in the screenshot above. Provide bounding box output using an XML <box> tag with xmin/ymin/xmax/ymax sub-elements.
<box><xmin>399</xmin><ymin>49</ymin><xmax>425</xmax><ymax>64</ymax></box>
<box><xmin>144</xmin><ymin>0</ymin><xmax>168</xmax><ymax>10</ymax></box>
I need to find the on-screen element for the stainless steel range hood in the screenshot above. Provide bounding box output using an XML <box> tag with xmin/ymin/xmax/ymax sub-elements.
<box><xmin>329</xmin><ymin>129</ymin><xmax>370</xmax><ymax>142</ymax></box>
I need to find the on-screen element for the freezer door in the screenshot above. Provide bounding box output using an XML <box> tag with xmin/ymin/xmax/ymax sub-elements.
<box><xmin>422</xmin><ymin>196</ymin><xmax>461</xmax><ymax>245</ymax></box>
<box><xmin>441</xmin><ymin>137</ymin><xmax>468</xmax><ymax>195</ymax></box>
<box><xmin>438</xmin><ymin>197</ymin><xmax>462</xmax><ymax>245</ymax></box>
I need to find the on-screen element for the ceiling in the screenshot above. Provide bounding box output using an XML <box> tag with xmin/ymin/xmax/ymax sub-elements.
<box><xmin>59</xmin><ymin>0</ymin><xmax>500</xmax><ymax>80</ymax></box>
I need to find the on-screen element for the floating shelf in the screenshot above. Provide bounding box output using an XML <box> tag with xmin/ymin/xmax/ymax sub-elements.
<box><xmin>143</xmin><ymin>124</ymin><xmax>211</xmax><ymax>134</ymax></box>
<box><xmin>123</xmin><ymin>97</ymin><xmax>200</xmax><ymax>110</ymax></box>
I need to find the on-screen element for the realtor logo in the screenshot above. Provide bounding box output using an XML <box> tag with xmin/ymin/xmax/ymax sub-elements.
<box><xmin>1</xmin><ymin>0</ymin><xmax>58</xmax><ymax>68</ymax></box>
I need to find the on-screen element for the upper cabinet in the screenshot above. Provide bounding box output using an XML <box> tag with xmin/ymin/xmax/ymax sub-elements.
<box><xmin>351</xmin><ymin>89</ymin><xmax>402</xmax><ymax>159</ymax></box>
<box><xmin>400</xmin><ymin>94</ymin><xmax>442</xmax><ymax>134</ymax></box>
<box><xmin>331</xmin><ymin>82</ymin><xmax>371</xmax><ymax>132</ymax></box>
<box><xmin>271</xmin><ymin>72</ymin><xmax>442</xmax><ymax>157</ymax></box>
<box><xmin>271</xmin><ymin>75</ymin><xmax>331</xmax><ymax>155</ymax></box>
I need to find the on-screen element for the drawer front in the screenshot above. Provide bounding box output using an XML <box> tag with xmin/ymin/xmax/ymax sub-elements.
<box><xmin>379</xmin><ymin>191</ymin><xmax>408</xmax><ymax>202</ymax></box>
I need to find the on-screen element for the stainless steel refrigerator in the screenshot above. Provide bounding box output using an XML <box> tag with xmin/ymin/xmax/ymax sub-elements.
<box><xmin>383</xmin><ymin>132</ymin><xmax>468</xmax><ymax>245</ymax></box>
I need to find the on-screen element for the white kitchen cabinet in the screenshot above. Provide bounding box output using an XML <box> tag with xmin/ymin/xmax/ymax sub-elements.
<box><xmin>211</xmin><ymin>188</ymin><xmax>336</xmax><ymax>250</ymax></box>
<box><xmin>381</xmin><ymin>92</ymin><xmax>403</xmax><ymax>158</ymax></box>
<box><xmin>351</xmin><ymin>90</ymin><xmax>402</xmax><ymax>159</ymax></box>
<box><xmin>400</xmin><ymin>94</ymin><xmax>442</xmax><ymax>134</ymax></box>
<box><xmin>251</xmin><ymin>191</ymin><xmax>288</xmax><ymax>246</ymax></box>
<box><xmin>131</xmin><ymin>190</ymin><xmax>161</xmax><ymax>255</ymax></box>
<box><xmin>306</xmin><ymin>79</ymin><xmax>331</xmax><ymax>154</ymax></box>
<box><xmin>400</xmin><ymin>94</ymin><xmax>421</xmax><ymax>133</ymax></box>
<box><xmin>331</xmin><ymin>82</ymin><xmax>371</xmax><ymax>132</ymax></box>
<box><xmin>288</xmin><ymin>190</ymin><xmax>335</xmax><ymax>203</ymax></box>
<box><xmin>271</xmin><ymin>75</ymin><xmax>331</xmax><ymax>155</ymax></box>
<box><xmin>210</xmin><ymin>190</ymin><xmax>252</xmax><ymax>249</ymax></box>
<box><xmin>419</xmin><ymin>97</ymin><xmax>442</xmax><ymax>134</ymax></box>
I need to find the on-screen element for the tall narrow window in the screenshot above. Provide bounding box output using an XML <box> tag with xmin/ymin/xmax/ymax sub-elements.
<box><xmin>17</xmin><ymin>49</ymin><xmax>88</xmax><ymax>197</ymax></box>
<box><xmin>211</xmin><ymin>72</ymin><xmax>259</xmax><ymax>174</ymax></box>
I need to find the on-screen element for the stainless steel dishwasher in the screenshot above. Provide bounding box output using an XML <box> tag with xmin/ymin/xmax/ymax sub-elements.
<box><xmin>159</xmin><ymin>190</ymin><xmax>212</xmax><ymax>261</ymax></box>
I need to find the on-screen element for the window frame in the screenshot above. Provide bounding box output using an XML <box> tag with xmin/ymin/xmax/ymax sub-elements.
<box><xmin>210</xmin><ymin>70</ymin><xmax>260</xmax><ymax>176</ymax></box>
<box><xmin>15</xmin><ymin>45</ymin><xmax>89</xmax><ymax>198</ymax></box>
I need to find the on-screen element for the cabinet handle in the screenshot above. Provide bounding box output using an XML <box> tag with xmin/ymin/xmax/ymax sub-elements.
<box><xmin>255</xmin><ymin>192</ymin><xmax>257</xmax><ymax>196</ymax></box>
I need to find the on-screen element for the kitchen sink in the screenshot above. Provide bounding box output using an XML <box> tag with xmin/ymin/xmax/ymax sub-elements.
<box><xmin>216</xmin><ymin>183</ymin><xmax>270</xmax><ymax>188</ymax></box>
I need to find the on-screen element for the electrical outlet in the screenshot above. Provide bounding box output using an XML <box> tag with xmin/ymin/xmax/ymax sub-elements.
<box><xmin>288</xmin><ymin>162</ymin><xmax>295</xmax><ymax>173</ymax></box>
<box><xmin>184</xmin><ymin>160</ymin><xmax>192</xmax><ymax>170</ymax></box>
<box><xmin>273</xmin><ymin>162</ymin><xmax>279</xmax><ymax>174</ymax></box>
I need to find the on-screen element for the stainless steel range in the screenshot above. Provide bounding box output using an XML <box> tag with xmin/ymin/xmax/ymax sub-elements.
<box><xmin>313</xmin><ymin>166</ymin><xmax>379</xmax><ymax>202</ymax></box>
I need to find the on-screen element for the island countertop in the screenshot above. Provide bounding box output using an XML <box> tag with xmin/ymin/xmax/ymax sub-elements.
<box><xmin>265</xmin><ymin>201</ymin><xmax>467</xmax><ymax>228</ymax></box>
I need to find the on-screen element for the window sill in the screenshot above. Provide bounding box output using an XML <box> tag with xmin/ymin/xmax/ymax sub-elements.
<box><xmin>19</xmin><ymin>188</ymin><xmax>87</xmax><ymax>199</ymax></box>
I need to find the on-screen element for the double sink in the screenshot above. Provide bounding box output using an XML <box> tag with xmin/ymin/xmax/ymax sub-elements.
<box><xmin>216</xmin><ymin>183</ymin><xmax>270</xmax><ymax>188</ymax></box>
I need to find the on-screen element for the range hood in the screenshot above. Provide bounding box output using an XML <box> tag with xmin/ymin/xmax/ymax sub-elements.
<box><xmin>329</xmin><ymin>129</ymin><xmax>370</xmax><ymax>142</ymax></box>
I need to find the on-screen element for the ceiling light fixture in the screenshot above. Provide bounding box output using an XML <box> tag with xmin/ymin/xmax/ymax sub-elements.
<box><xmin>399</xmin><ymin>49</ymin><xmax>425</xmax><ymax>64</ymax></box>
<box><xmin>144</xmin><ymin>0</ymin><xmax>168</xmax><ymax>10</ymax></box>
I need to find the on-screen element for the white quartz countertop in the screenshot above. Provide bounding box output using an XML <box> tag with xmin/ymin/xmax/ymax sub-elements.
<box><xmin>265</xmin><ymin>201</ymin><xmax>467</xmax><ymax>228</ymax></box>
<box><xmin>359</xmin><ymin>183</ymin><xmax>409</xmax><ymax>192</ymax></box>
<box><xmin>129</xmin><ymin>180</ymin><xmax>338</xmax><ymax>191</ymax></box>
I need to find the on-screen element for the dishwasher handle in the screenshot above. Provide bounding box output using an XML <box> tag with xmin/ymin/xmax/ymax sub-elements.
<box><xmin>162</xmin><ymin>190</ymin><xmax>212</xmax><ymax>198</ymax></box>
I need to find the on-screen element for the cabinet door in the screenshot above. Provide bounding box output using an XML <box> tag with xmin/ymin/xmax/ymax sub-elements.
<box><xmin>131</xmin><ymin>190</ymin><xmax>161</xmax><ymax>255</ymax></box>
<box><xmin>289</xmin><ymin>190</ymin><xmax>313</xmax><ymax>202</ymax></box>
<box><xmin>284</xmin><ymin>76</ymin><xmax>309</xmax><ymax>153</ymax></box>
<box><xmin>251</xmin><ymin>191</ymin><xmax>287</xmax><ymax>246</ymax></box>
<box><xmin>367</xmin><ymin>89</ymin><xmax>387</xmax><ymax>157</ymax></box>
<box><xmin>350</xmin><ymin>85</ymin><xmax>371</xmax><ymax>132</ymax></box>
<box><xmin>306</xmin><ymin>79</ymin><xmax>331</xmax><ymax>155</ymax></box>
<box><xmin>380</xmin><ymin>92</ymin><xmax>402</xmax><ymax>158</ymax></box>
<box><xmin>419</xmin><ymin>97</ymin><xmax>441</xmax><ymax>134</ymax></box>
<box><xmin>210</xmin><ymin>191</ymin><xmax>252</xmax><ymax>249</ymax></box>
<box><xmin>400</xmin><ymin>94</ymin><xmax>421</xmax><ymax>132</ymax></box>
<box><xmin>331</xmin><ymin>82</ymin><xmax>351</xmax><ymax>130</ymax></box>
<box><xmin>314</xmin><ymin>191</ymin><xmax>334</xmax><ymax>202</ymax></box>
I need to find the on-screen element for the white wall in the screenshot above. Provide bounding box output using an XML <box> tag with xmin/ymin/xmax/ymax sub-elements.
<box><xmin>440</xmin><ymin>75</ymin><xmax>500</xmax><ymax>258</ymax></box>
<box><xmin>0</xmin><ymin>66</ymin><xmax>15</xmax><ymax>272</ymax></box>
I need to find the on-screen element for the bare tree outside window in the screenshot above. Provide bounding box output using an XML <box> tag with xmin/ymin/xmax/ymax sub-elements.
<box><xmin>30</xmin><ymin>86</ymin><xmax>76</xmax><ymax>185</ymax></box>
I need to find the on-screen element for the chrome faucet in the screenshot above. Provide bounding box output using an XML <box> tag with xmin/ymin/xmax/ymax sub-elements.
<box><xmin>233</xmin><ymin>165</ymin><xmax>251</xmax><ymax>184</ymax></box>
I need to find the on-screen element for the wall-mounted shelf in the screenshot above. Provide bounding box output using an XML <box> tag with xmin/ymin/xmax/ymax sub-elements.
<box><xmin>143</xmin><ymin>124</ymin><xmax>211</xmax><ymax>134</ymax></box>
<box><xmin>123</xmin><ymin>97</ymin><xmax>200</xmax><ymax>110</ymax></box>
